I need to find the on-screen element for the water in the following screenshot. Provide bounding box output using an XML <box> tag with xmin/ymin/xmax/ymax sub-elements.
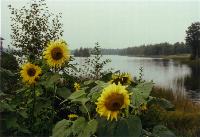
<box><xmin>74</xmin><ymin>55</ymin><xmax>200</xmax><ymax>101</ymax></box>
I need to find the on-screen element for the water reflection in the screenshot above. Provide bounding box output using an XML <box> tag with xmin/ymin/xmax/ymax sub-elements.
<box><xmin>74</xmin><ymin>55</ymin><xmax>200</xmax><ymax>101</ymax></box>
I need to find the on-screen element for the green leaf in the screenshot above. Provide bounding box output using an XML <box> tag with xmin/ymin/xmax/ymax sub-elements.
<box><xmin>131</xmin><ymin>82</ymin><xmax>154</xmax><ymax>106</ymax></box>
<box><xmin>57</xmin><ymin>87</ymin><xmax>71</xmax><ymax>99</ymax></box>
<box><xmin>61</xmin><ymin>90</ymin><xmax>87</xmax><ymax>105</ymax></box>
<box><xmin>126</xmin><ymin>116</ymin><xmax>142</xmax><ymax>137</ymax></box>
<box><xmin>41</xmin><ymin>73</ymin><xmax>60</xmax><ymax>89</ymax></box>
<box><xmin>95</xmin><ymin>80</ymin><xmax>109</xmax><ymax>87</ymax></box>
<box><xmin>84</xmin><ymin>80</ymin><xmax>94</xmax><ymax>85</ymax></box>
<box><xmin>78</xmin><ymin>119</ymin><xmax>98</xmax><ymax>137</ymax></box>
<box><xmin>72</xmin><ymin>97</ymin><xmax>89</xmax><ymax>105</ymax></box>
<box><xmin>68</xmin><ymin>90</ymin><xmax>86</xmax><ymax>100</ymax></box>
<box><xmin>52</xmin><ymin>119</ymin><xmax>73</xmax><ymax>137</ymax></box>
<box><xmin>72</xmin><ymin>117</ymin><xmax>86</xmax><ymax>135</ymax></box>
<box><xmin>48</xmin><ymin>73</ymin><xmax>60</xmax><ymax>84</ymax></box>
<box><xmin>114</xmin><ymin>119</ymin><xmax>129</xmax><ymax>136</ymax></box>
<box><xmin>34</xmin><ymin>97</ymin><xmax>51</xmax><ymax>115</ymax></box>
<box><xmin>153</xmin><ymin>125</ymin><xmax>176</xmax><ymax>137</ymax></box>
<box><xmin>91</xmin><ymin>92</ymin><xmax>101</xmax><ymax>101</ymax></box>
<box><xmin>0</xmin><ymin>101</ymin><xmax>14</xmax><ymax>112</ymax></box>
<box><xmin>18</xmin><ymin>109</ymin><xmax>28</xmax><ymax>118</ymax></box>
<box><xmin>148</xmin><ymin>97</ymin><xmax>175</xmax><ymax>111</ymax></box>
<box><xmin>5</xmin><ymin>114</ymin><xmax>19</xmax><ymax>129</ymax></box>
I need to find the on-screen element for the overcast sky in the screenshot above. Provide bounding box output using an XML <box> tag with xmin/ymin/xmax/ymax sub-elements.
<box><xmin>1</xmin><ymin>0</ymin><xmax>200</xmax><ymax>49</ymax></box>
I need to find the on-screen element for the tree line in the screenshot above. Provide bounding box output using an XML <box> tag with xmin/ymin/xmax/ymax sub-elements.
<box><xmin>101</xmin><ymin>42</ymin><xmax>190</xmax><ymax>56</ymax></box>
<box><xmin>73</xmin><ymin>47</ymin><xmax>90</xmax><ymax>57</ymax></box>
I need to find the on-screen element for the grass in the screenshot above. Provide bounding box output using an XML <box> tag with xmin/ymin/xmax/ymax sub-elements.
<box><xmin>150</xmin><ymin>87</ymin><xmax>200</xmax><ymax>137</ymax></box>
<box><xmin>151</xmin><ymin>87</ymin><xmax>200</xmax><ymax>113</ymax></box>
<box><xmin>163</xmin><ymin>54</ymin><xmax>200</xmax><ymax>65</ymax></box>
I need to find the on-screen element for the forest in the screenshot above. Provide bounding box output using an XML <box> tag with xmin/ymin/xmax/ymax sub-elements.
<box><xmin>101</xmin><ymin>42</ymin><xmax>190</xmax><ymax>56</ymax></box>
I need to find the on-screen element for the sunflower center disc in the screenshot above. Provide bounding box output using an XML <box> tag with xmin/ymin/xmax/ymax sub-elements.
<box><xmin>105</xmin><ymin>94</ymin><xmax>124</xmax><ymax>111</ymax></box>
<box><xmin>51</xmin><ymin>47</ymin><xmax>63</xmax><ymax>60</ymax></box>
<box><xmin>27</xmin><ymin>68</ymin><xmax>36</xmax><ymax>77</ymax></box>
<box><xmin>121</xmin><ymin>77</ymin><xmax>128</xmax><ymax>84</ymax></box>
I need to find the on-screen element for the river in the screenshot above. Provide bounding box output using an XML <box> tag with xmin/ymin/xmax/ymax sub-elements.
<box><xmin>74</xmin><ymin>55</ymin><xmax>200</xmax><ymax>101</ymax></box>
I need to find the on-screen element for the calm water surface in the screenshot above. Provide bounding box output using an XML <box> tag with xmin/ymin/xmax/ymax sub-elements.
<box><xmin>75</xmin><ymin>55</ymin><xmax>200</xmax><ymax>101</ymax></box>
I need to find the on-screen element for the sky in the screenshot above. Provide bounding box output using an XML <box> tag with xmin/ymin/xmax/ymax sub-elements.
<box><xmin>1</xmin><ymin>0</ymin><xmax>200</xmax><ymax>49</ymax></box>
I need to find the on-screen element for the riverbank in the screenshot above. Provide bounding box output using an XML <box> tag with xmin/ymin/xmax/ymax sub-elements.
<box><xmin>151</xmin><ymin>87</ymin><xmax>200</xmax><ymax>137</ymax></box>
<box><xmin>162</xmin><ymin>54</ymin><xmax>200</xmax><ymax>64</ymax></box>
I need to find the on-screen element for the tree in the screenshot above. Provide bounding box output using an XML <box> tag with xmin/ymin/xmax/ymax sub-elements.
<box><xmin>185</xmin><ymin>22</ymin><xmax>200</xmax><ymax>59</ymax></box>
<box><xmin>0</xmin><ymin>51</ymin><xmax>19</xmax><ymax>93</ymax></box>
<box><xmin>73</xmin><ymin>47</ymin><xmax>90</xmax><ymax>57</ymax></box>
<box><xmin>8</xmin><ymin>0</ymin><xmax>63</xmax><ymax>63</ymax></box>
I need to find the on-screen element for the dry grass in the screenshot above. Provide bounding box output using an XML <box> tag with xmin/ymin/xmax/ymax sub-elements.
<box><xmin>151</xmin><ymin>87</ymin><xmax>200</xmax><ymax>113</ymax></box>
<box><xmin>150</xmin><ymin>87</ymin><xmax>200</xmax><ymax>137</ymax></box>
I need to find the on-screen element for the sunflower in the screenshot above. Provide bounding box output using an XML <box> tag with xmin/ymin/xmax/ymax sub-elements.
<box><xmin>110</xmin><ymin>73</ymin><xmax>133</xmax><ymax>85</ymax></box>
<box><xmin>68</xmin><ymin>114</ymin><xmax>78</xmax><ymax>120</ymax></box>
<box><xmin>96</xmin><ymin>83</ymin><xmax>130</xmax><ymax>121</ymax></box>
<box><xmin>43</xmin><ymin>40</ymin><xmax>70</xmax><ymax>68</ymax></box>
<box><xmin>20</xmin><ymin>63</ymin><xmax>42</xmax><ymax>85</ymax></box>
<box><xmin>74</xmin><ymin>82</ymin><xmax>80</xmax><ymax>91</ymax></box>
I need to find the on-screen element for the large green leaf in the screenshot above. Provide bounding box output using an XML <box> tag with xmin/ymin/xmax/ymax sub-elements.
<box><xmin>52</xmin><ymin>119</ymin><xmax>73</xmax><ymax>137</ymax></box>
<box><xmin>72</xmin><ymin>97</ymin><xmax>89</xmax><ymax>105</ymax></box>
<box><xmin>78</xmin><ymin>119</ymin><xmax>98</xmax><ymax>137</ymax></box>
<box><xmin>148</xmin><ymin>97</ymin><xmax>175</xmax><ymax>111</ymax></box>
<box><xmin>131</xmin><ymin>82</ymin><xmax>154</xmax><ymax>106</ymax></box>
<box><xmin>40</xmin><ymin>73</ymin><xmax>60</xmax><ymax>89</ymax></box>
<box><xmin>57</xmin><ymin>87</ymin><xmax>71</xmax><ymax>99</ymax></box>
<box><xmin>0</xmin><ymin>101</ymin><xmax>14</xmax><ymax>112</ymax></box>
<box><xmin>97</xmin><ymin>117</ymin><xmax>142</xmax><ymax>137</ymax></box>
<box><xmin>126</xmin><ymin>116</ymin><xmax>142</xmax><ymax>137</ymax></box>
<box><xmin>68</xmin><ymin>90</ymin><xmax>86</xmax><ymax>100</ymax></box>
<box><xmin>152</xmin><ymin>125</ymin><xmax>176</xmax><ymax>137</ymax></box>
<box><xmin>72</xmin><ymin>117</ymin><xmax>87</xmax><ymax>135</ymax></box>
<box><xmin>84</xmin><ymin>80</ymin><xmax>94</xmax><ymax>85</ymax></box>
<box><xmin>34</xmin><ymin>97</ymin><xmax>51</xmax><ymax>115</ymax></box>
<box><xmin>114</xmin><ymin>119</ymin><xmax>129</xmax><ymax>136</ymax></box>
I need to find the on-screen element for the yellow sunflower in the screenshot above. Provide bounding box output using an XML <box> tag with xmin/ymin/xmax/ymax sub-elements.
<box><xmin>110</xmin><ymin>73</ymin><xmax>133</xmax><ymax>85</ymax></box>
<box><xmin>68</xmin><ymin>114</ymin><xmax>78</xmax><ymax>120</ymax></box>
<box><xmin>96</xmin><ymin>83</ymin><xmax>130</xmax><ymax>121</ymax></box>
<box><xmin>20</xmin><ymin>63</ymin><xmax>42</xmax><ymax>85</ymax></box>
<box><xmin>74</xmin><ymin>82</ymin><xmax>80</xmax><ymax>91</ymax></box>
<box><xmin>43</xmin><ymin>40</ymin><xmax>70</xmax><ymax>68</ymax></box>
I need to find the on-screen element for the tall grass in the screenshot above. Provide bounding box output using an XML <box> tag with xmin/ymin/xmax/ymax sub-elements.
<box><xmin>150</xmin><ymin>87</ymin><xmax>200</xmax><ymax>137</ymax></box>
<box><xmin>151</xmin><ymin>87</ymin><xmax>200</xmax><ymax>113</ymax></box>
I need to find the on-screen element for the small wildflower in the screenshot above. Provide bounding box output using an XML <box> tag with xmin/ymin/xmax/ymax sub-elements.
<box><xmin>140</xmin><ymin>103</ymin><xmax>147</xmax><ymax>111</ymax></box>
<box><xmin>74</xmin><ymin>82</ymin><xmax>80</xmax><ymax>91</ymax></box>
<box><xmin>68</xmin><ymin>114</ymin><xmax>78</xmax><ymax>120</ymax></box>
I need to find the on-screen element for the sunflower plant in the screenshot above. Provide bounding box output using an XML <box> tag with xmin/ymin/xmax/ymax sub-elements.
<box><xmin>1</xmin><ymin>37</ymin><xmax>176</xmax><ymax>136</ymax></box>
<box><xmin>52</xmin><ymin>72</ymin><xmax>176</xmax><ymax>137</ymax></box>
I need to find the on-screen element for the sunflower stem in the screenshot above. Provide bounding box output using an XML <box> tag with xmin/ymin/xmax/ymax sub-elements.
<box><xmin>125</xmin><ymin>107</ymin><xmax>129</xmax><ymax>118</ymax></box>
<box><xmin>52</xmin><ymin>82</ymin><xmax>57</xmax><ymax>123</ymax></box>
<box><xmin>83</xmin><ymin>103</ymin><xmax>91</xmax><ymax>121</ymax></box>
<box><xmin>52</xmin><ymin>67</ymin><xmax>57</xmax><ymax>123</ymax></box>
<box><xmin>32</xmin><ymin>84</ymin><xmax>36</xmax><ymax>125</ymax></box>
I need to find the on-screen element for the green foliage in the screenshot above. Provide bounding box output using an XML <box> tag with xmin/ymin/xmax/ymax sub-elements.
<box><xmin>131</xmin><ymin>82</ymin><xmax>154</xmax><ymax>107</ymax></box>
<box><xmin>52</xmin><ymin>117</ymin><xmax>98</xmax><ymax>137</ymax></box>
<box><xmin>0</xmin><ymin>51</ymin><xmax>19</xmax><ymax>93</ymax></box>
<box><xmin>101</xmin><ymin>42</ymin><xmax>190</xmax><ymax>56</ymax></box>
<box><xmin>74</xmin><ymin>47</ymin><xmax>90</xmax><ymax>57</ymax></box>
<box><xmin>152</xmin><ymin>125</ymin><xmax>176</xmax><ymax>137</ymax></box>
<box><xmin>52</xmin><ymin>119</ymin><xmax>72</xmax><ymax>137</ymax></box>
<box><xmin>185</xmin><ymin>22</ymin><xmax>200</xmax><ymax>59</ymax></box>
<box><xmin>74</xmin><ymin>43</ymin><xmax>112</xmax><ymax>80</ymax></box>
<box><xmin>97</xmin><ymin>116</ymin><xmax>142</xmax><ymax>137</ymax></box>
<box><xmin>3</xmin><ymin>1</ymin><xmax>179</xmax><ymax>136</ymax></box>
<box><xmin>8</xmin><ymin>0</ymin><xmax>63</xmax><ymax>62</ymax></box>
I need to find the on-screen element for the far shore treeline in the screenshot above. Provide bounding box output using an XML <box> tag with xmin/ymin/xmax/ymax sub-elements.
<box><xmin>72</xmin><ymin>42</ymin><xmax>190</xmax><ymax>57</ymax></box>
<box><xmin>101</xmin><ymin>42</ymin><xmax>190</xmax><ymax>56</ymax></box>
